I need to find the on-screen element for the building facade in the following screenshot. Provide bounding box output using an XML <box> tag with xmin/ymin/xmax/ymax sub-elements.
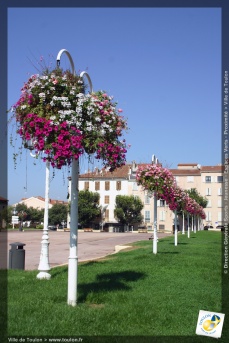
<box><xmin>13</xmin><ymin>196</ymin><xmax>68</xmax><ymax>210</ymax></box>
<box><xmin>79</xmin><ymin>162</ymin><xmax>224</xmax><ymax>232</ymax></box>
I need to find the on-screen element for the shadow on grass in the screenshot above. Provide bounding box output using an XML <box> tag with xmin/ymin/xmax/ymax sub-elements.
<box><xmin>159</xmin><ymin>251</ymin><xmax>179</xmax><ymax>254</ymax></box>
<box><xmin>51</xmin><ymin>266</ymin><xmax>68</xmax><ymax>278</ymax></box>
<box><xmin>168</xmin><ymin>242</ymin><xmax>188</xmax><ymax>245</ymax></box>
<box><xmin>78</xmin><ymin>270</ymin><xmax>146</xmax><ymax>303</ymax></box>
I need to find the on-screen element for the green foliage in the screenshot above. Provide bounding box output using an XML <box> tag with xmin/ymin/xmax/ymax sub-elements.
<box><xmin>186</xmin><ymin>188</ymin><xmax>208</xmax><ymax>208</ymax></box>
<box><xmin>78</xmin><ymin>190</ymin><xmax>100</xmax><ymax>228</ymax></box>
<box><xmin>13</xmin><ymin>203</ymin><xmax>44</xmax><ymax>223</ymax></box>
<box><xmin>36</xmin><ymin>224</ymin><xmax>43</xmax><ymax>230</ymax></box>
<box><xmin>27</xmin><ymin>206</ymin><xmax>44</xmax><ymax>222</ymax></box>
<box><xmin>0</xmin><ymin>205</ymin><xmax>11</xmax><ymax>225</ymax></box>
<box><xmin>48</xmin><ymin>203</ymin><xmax>68</xmax><ymax>225</ymax></box>
<box><xmin>114</xmin><ymin>195</ymin><xmax>143</xmax><ymax>227</ymax></box>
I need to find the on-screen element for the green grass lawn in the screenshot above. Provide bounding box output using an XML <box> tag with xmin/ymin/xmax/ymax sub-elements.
<box><xmin>7</xmin><ymin>231</ymin><xmax>224</xmax><ymax>342</ymax></box>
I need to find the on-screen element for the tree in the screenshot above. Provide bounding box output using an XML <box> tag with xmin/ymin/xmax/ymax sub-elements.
<box><xmin>186</xmin><ymin>188</ymin><xmax>208</xmax><ymax>208</ymax></box>
<box><xmin>48</xmin><ymin>203</ymin><xmax>68</xmax><ymax>226</ymax></box>
<box><xmin>27</xmin><ymin>207</ymin><xmax>44</xmax><ymax>223</ymax></box>
<box><xmin>78</xmin><ymin>190</ymin><xmax>101</xmax><ymax>228</ymax></box>
<box><xmin>15</xmin><ymin>203</ymin><xmax>28</xmax><ymax>221</ymax></box>
<box><xmin>114</xmin><ymin>195</ymin><xmax>144</xmax><ymax>228</ymax></box>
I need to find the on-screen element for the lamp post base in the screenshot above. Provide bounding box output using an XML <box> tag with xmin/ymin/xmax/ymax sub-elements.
<box><xmin>36</xmin><ymin>271</ymin><xmax>51</xmax><ymax>280</ymax></box>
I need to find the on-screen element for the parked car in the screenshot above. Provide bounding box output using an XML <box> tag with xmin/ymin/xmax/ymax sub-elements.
<box><xmin>204</xmin><ymin>225</ymin><xmax>213</xmax><ymax>230</ymax></box>
<box><xmin>216</xmin><ymin>225</ymin><xmax>225</xmax><ymax>231</ymax></box>
<box><xmin>48</xmin><ymin>225</ymin><xmax>57</xmax><ymax>231</ymax></box>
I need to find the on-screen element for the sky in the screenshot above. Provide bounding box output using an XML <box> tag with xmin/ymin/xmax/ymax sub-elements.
<box><xmin>7</xmin><ymin>7</ymin><xmax>221</xmax><ymax>205</ymax></box>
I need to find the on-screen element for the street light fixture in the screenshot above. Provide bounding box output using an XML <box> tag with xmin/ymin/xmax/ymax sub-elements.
<box><xmin>56</xmin><ymin>49</ymin><xmax>93</xmax><ymax>306</ymax></box>
<box><xmin>23</xmin><ymin>139</ymin><xmax>51</xmax><ymax>280</ymax></box>
<box><xmin>151</xmin><ymin>154</ymin><xmax>159</xmax><ymax>254</ymax></box>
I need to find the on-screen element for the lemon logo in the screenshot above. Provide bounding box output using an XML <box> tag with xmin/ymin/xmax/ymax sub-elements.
<box><xmin>203</xmin><ymin>315</ymin><xmax>221</xmax><ymax>332</ymax></box>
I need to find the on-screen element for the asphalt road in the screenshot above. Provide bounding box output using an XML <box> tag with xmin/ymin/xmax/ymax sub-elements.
<box><xmin>1</xmin><ymin>230</ymin><xmax>172</xmax><ymax>270</ymax></box>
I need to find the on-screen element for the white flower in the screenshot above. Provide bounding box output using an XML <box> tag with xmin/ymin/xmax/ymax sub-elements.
<box><xmin>76</xmin><ymin>93</ymin><xmax>84</xmax><ymax>98</ymax></box>
<box><xmin>39</xmin><ymin>93</ymin><xmax>46</xmax><ymax>98</ymax></box>
<box><xmin>21</xmin><ymin>105</ymin><xmax>27</xmax><ymax>109</ymax></box>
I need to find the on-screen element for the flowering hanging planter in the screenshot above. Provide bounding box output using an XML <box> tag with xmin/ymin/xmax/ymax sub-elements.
<box><xmin>136</xmin><ymin>164</ymin><xmax>176</xmax><ymax>199</ymax></box>
<box><xmin>10</xmin><ymin>67</ymin><xmax>128</xmax><ymax>170</ymax></box>
<box><xmin>137</xmin><ymin>164</ymin><xmax>206</xmax><ymax>217</ymax></box>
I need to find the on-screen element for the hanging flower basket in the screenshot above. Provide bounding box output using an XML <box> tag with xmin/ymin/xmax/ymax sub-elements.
<box><xmin>10</xmin><ymin>68</ymin><xmax>128</xmax><ymax>170</ymax></box>
<box><xmin>136</xmin><ymin>164</ymin><xmax>175</xmax><ymax>199</ymax></box>
<box><xmin>136</xmin><ymin>164</ymin><xmax>206</xmax><ymax>217</ymax></box>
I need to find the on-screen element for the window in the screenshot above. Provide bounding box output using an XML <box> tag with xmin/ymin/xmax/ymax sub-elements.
<box><xmin>187</xmin><ymin>176</ymin><xmax>194</xmax><ymax>182</ymax></box>
<box><xmin>218</xmin><ymin>199</ymin><xmax>223</xmax><ymax>207</ymax></box>
<box><xmin>206</xmin><ymin>200</ymin><xmax>211</xmax><ymax>208</ymax></box>
<box><xmin>116</xmin><ymin>181</ymin><xmax>121</xmax><ymax>191</ymax></box>
<box><xmin>218</xmin><ymin>212</ymin><xmax>222</xmax><ymax>221</ymax></box>
<box><xmin>159</xmin><ymin>224</ymin><xmax>165</xmax><ymax>230</ymax></box>
<box><xmin>105</xmin><ymin>209</ymin><xmax>109</xmax><ymax>220</ymax></box>
<box><xmin>159</xmin><ymin>200</ymin><xmax>165</xmax><ymax>207</ymax></box>
<box><xmin>145</xmin><ymin>211</ymin><xmax>150</xmax><ymax>223</ymax></box>
<box><xmin>206</xmin><ymin>212</ymin><xmax>212</xmax><ymax>221</ymax></box>
<box><xmin>132</xmin><ymin>182</ymin><xmax>138</xmax><ymax>191</ymax></box>
<box><xmin>104</xmin><ymin>196</ymin><xmax>110</xmax><ymax>204</ymax></box>
<box><xmin>206</xmin><ymin>188</ymin><xmax>211</xmax><ymax>196</ymax></box>
<box><xmin>84</xmin><ymin>181</ymin><xmax>89</xmax><ymax>190</ymax></box>
<box><xmin>95</xmin><ymin>181</ymin><xmax>100</xmax><ymax>191</ymax></box>
<box><xmin>217</xmin><ymin>176</ymin><xmax>223</xmax><ymax>183</ymax></box>
<box><xmin>205</xmin><ymin>176</ymin><xmax>211</xmax><ymax>183</ymax></box>
<box><xmin>145</xmin><ymin>194</ymin><xmax>150</xmax><ymax>204</ymax></box>
<box><xmin>159</xmin><ymin>211</ymin><xmax>166</xmax><ymax>221</ymax></box>
<box><xmin>105</xmin><ymin>181</ymin><xmax>110</xmax><ymax>191</ymax></box>
<box><xmin>218</xmin><ymin>188</ymin><xmax>222</xmax><ymax>196</ymax></box>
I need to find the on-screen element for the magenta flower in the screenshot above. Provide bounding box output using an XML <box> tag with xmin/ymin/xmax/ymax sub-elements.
<box><xmin>10</xmin><ymin>67</ymin><xmax>129</xmax><ymax>170</ymax></box>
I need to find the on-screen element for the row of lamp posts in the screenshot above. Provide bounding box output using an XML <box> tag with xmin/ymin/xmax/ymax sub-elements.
<box><xmin>149</xmin><ymin>154</ymin><xmax>202</xmax><ymax>253</ymax></box>
<box><xmin>24</xmin><ymin>50</ymin><xmax>203</xmax><ymax>304</ymax></box>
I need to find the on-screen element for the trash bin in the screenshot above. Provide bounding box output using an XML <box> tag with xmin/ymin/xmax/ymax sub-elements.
<box><xmin>9</xmin><ymin>242</ymin><xmax>26</xmax><ymax>270</ymax></box>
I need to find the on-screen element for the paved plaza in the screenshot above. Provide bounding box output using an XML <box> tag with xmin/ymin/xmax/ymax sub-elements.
<box><xmin>1</xmin><ymin>230</ymin><xmax>172</xmax><ymax>270</ymax></box>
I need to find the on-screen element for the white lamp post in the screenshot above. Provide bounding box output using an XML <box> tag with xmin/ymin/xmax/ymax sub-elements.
<box><xmin>56</xmin><ymin>49</ymin><xmax>93</xmax><ymax>306</ymax></box>
<box><xmin>24</xmin><ymin>139</ymin><xmax>51</xmax><ymax>279</ymax></box>
<box><xmin>187</xmin><ymin>213</ymin><xmax>190</xmax><ymax>238</ymax></box>
<box><xmin>182</xmin><ymin>211</ymin><xmax>185</xmax><ymax>234</ymax></box>
<box><xmin>174</xmin><ymin>210</ymin><xmax>178</xmax><ymax>246</ymax></box>
<box><xmin>194</xmin><ymin>215</ymin><xmax>197</xmax><ymax>233</ymax></box>
<box><xmin>37</xmin><ymin>160</ymin><xmax>51</xmax><ymax>279</ymax></box>
<box><xmin>152</xmin><ymin>154</ymin><xmax>159</xmax><ymax>254</ymax></box>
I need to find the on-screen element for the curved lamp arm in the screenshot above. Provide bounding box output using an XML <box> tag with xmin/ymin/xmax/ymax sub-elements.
<box><xmin>56</xmin><ymin>49</ymin><xmax>75</xmax><ymax>75</ymax></box>
<box><xmin>80</xmin><ymin>71</ymin><xmax>93</xmax><ymax>93</ymax></box>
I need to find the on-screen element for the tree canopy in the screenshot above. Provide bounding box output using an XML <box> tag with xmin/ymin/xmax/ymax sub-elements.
<box><xmin>48</xmin><ymin>203</ymin><xmax>68</xmax><ymax>225</ymax></box>
<box><xmin>114</xmin><ymin>195</ymin><xmax>143</xmax><ymax>227</ymax></box>
<box><xmin>186</xmin><ymin>188</ymin><xmax>208</xmax><ymax>208</ymax></box>
<box><xmin>78</xmin><ymin>190</ymin><xmax>101</xmax><ymax>228</ymax></box>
